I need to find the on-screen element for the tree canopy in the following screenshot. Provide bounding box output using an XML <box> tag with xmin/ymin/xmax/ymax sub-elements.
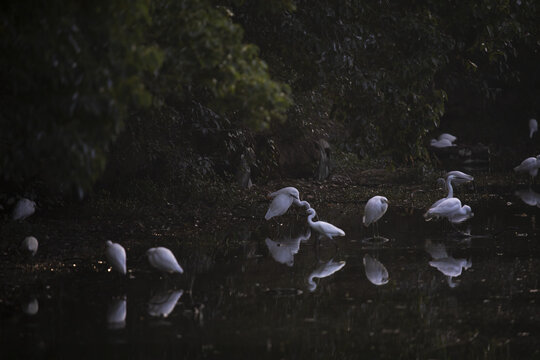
<box><xmin>1</xmin><ymin>0</ymin><xmax>540</xmax><ymax>195</ymax></box>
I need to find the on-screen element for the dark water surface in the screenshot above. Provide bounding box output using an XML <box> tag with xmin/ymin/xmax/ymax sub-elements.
<box><xmin>2</xmin><ymin>188</ymin><xmax>540</xmax><ymax>359</ymax></box>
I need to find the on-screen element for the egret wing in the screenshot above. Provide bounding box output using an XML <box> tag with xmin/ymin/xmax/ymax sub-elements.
<box><xmin>265</xmin><ymin>193</ymin><xmax>294</xmax><ymax>220</ymax></box>
<box><xmin>155</xmin><ymin>249</ymin><xmax>183</xmax><ymax>273</ymax></box>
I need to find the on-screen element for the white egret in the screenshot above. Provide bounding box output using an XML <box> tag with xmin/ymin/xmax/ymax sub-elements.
<box><xmin>147</xmin><ymin>290</ymin><xmax>183</xmax><ymax>318</ymax></box>
<box><xmin>22</xmin><ymin>298</ymin><xmax>39</xmax><ymax>315</ymax></box>
<box><xmin>445</xmin><ymin>170</ymin><xmax>474</xmax><ymax>185</ymax></box>
<box><xmin>514</xmin><ymin>155</ymin><xmax>540</xmax><ymax>180</ymax></box>
<box><xmin>107</xmin><ymin>297</ymin><xmax>127</xmax><ymax>329</ymax></box>
<box><xmin>530</xmin><ymin>118</ymin><xmax>538</xmax><ymax>139</ymax></box>
<box><xmin>265</xmin><ymin>229</ymin><xmax>311</xmax><ymax>266</ymax></box>
<box><xmin>438</xmin><ymin>133</ymin><xmax>457</xmax><ymax>143</ymax></box>
<box><xmin>515</xmin><ymin>188</ymin><xmax>540</xmax><ymax>207</ymax></box>
<box><xmin>105</xmin><ymin>241</ymin><xmax>127</xmax><ymax>275</ymax></box>
<box><xmin>424</xmin><ymin>197</ymin><xmax>473</xmax><ymax>224</ymax></box>
<box><xmin>431</xmin><ymin>171</ymin><xmax>474</xmax><ymax>209</ymax></box>
<box><xmin>363</xmin><ymin>254</ymin><xmax>389</xmax><ymax>286</ymax></box>
<box><xmin>306</xmin><ymin>208</ymin><xmax>345</xmax><ymax>240</ymax></box>
<box><xmin>12</xmin><ymin>198</ymin><xmax>36</xmax><ymax>221</ymax></box>
<box><xmin>265</xmin><ymin>187</ymin><xmax>307</xmax><ymax>220</ymax></box>
<box><xmin>430</xmin><ymin>138</ymin><xmax>455</xmax><ymax>148</ymax></box>
<box><xmin>363</xmin><ymin>196</ymin><xmax>389</xmax><ymax>239</ymax></box>
<box><xmin>307</xmin><ymin>259</ymin><xmax>346</xmax><ymax>292</ymax></box>
<box><xmin>21</xmin><ymin>236</ymin><xmax>38</xmax><ymax>256</ymax></box>
<box><xmin>147</xmin><ymin>247</ymin><xmax>184</xmax><ymax>274</ymax></box>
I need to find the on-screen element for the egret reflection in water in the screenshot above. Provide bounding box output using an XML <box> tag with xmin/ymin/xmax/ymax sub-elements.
<box><xmin>515</xmin><ymin>188</ymin><xmax>540</xmax><ymax>207</ymax></box>
<box><xmin>307</xmin><ymin>259</ymin><xmax>346</xmax><ymax>292</ymax></box>
<box><xmin>265</xmin><ymin>228</ymin><xmax>311</xmax><ymax>266</ymax></box>
<box><xmin>107</xmin><ymin>297</ymin><xmax>127</xmax><ymax>329</ymax></box>
<box><xmin>426</xmin><ymin>240</ymin><xmax>471</xmax><ymax>288</ymax></box>
<box><xmin>147</xmin><ymin>290</ymin><xmax>184</xmax><ymax>318</ymax></box>
<box><xmin>363</xmin><ymin>254</ymin><xmax>389</xmax><ymax>285</ymax></box>
<box><xmin>21</xmin><ymin>298</ymin><xmax>38</xmax><ymax>315</ymax></box>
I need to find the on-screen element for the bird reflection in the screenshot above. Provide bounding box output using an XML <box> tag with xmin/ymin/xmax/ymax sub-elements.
<box><xmin>515</xmin><ymin>188</ymin><xmax>540</xmax><ymax>207</ymax></box>
<box><xmin>307</xmin><ymin>259</ymin><xmax>346</xmax><ymax>292</ymax></box>
<box><xmin>426</xmin><ymin>240</ymin><xmax>471</xmax><ymax>288</ymax></box>
<box><xmin>147</xmin><ymin>290</ymin><xmax>183</xmax><ymax>318</ymax></box>
<box><xmin>21</xmin><ymin>298</ymin><xmax>38</xmax><ymax>315</ymax></box>
<box><xmin>107</xmin><ymin>297</ymin><xmax>127</xmax><ymax>329</ymax></box>
<box><xmin>363</xmin><ymin>254</ymin><xmax>389</xmax><ymax>285</ymax></box>
<box><xmin>265</xmin><ymin>229</ymin><xmax>311</xmax><ymax>266</ymax></box>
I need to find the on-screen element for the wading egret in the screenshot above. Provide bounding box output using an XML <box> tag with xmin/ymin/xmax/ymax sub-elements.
<box><xmin>424</xmin><ymin>197</ymin><xmax>473</xmax><ymax>224</ymax></box>
<box><xmin>265</xmin><ymin>187</ymin><xmax>304</xmax><ymax>220</ymax></box>
<box><xmin>12</xmin><ymin>198</ymin><xmax>36</xmax><ymax>221</ymax></box>
<box><xmin>147</xmin><ymin>290</ymin><xmax>184</xmax><ymax>317</ymax></box>
<box><xmin>105</xmin><ymin>241</ymin><xmax>127</xmax><ymax>275</ymax></box>
<box><xmin>21</xmin><ymin>236</ymin><xmax>38</xmax><ymax>256</ymax></box>
<box><xmin>430</xmin><ymin>138</ymin><xmax>455</xmax><ymax>148</ymax></box>
<box><xmin>445</xmin><ymin>171</ymin><xmax>474</xmax><ymax>185</ymax></box>
<box><xmin>514</xmin><ymin>155</ymin><xmax>540</xmax><ymax>180</ymax></box>
<box><xmin>307</xmin><ymin>259</ymin><xmax>346</xmax><ymax>292</ymax></box>
<box><xmin>363</xmin><ymin>196</ymin><xmax>389</xmax><ymax>239</ymax></box>
<box><xmin>363</xmin><ymin>254</ymin><xmax>389</xmax><ymax>286</ymax></box>
<box><xmin>147</xmin><ymin>247</ymin><xmax>184</xmax><ymax>274</ymax></box>
<box><xmin>107</xmin><ymin>297</ymin><xmax>127</xmax><ymax>329</ymax></box>
<box><xmin>530</xmin><ymin>118</ymin><xmax>538</xmax><ymax>138</ymax></box>
<box><xmin>438</xmin><ymin>133</ymin><xmax>457</xmax><ymax>143</ymax></box>
<box><xmin>306</xmin><ymin>208</ymin><xmax>345</xmax><ymax>239</ymax></box>
<box><xmin>265</xmin><ymin>229</ymin><xmax>311</xmax><ymax>267</ymax></box>
<box><xmin>432</xmin><ymin>171</ymin><xmax>474</xmax><ymax>208</ymax></box>
<box><xmin>431</xmin><ymin>175</ymin><xmax>457</xmax><ymax>208</ymax></box>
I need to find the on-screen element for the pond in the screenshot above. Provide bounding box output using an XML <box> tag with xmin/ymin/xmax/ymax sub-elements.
<box><xmin>1</xmin><ymin>185</ymin><xmax>540</xmax><ymax>359</ymax></box>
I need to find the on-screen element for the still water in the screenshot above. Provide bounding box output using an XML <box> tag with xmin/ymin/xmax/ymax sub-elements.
<box><xmin>2</xmin><ymin>188</ymin><xmax>540</xmax><ymax>359</ymax></box>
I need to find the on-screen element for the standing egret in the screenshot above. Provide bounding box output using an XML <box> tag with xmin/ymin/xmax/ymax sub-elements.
<box><xmin>424</xmin><ymin>197</ymin><xmax>473</xmax><ymax>224</ymax></box>
<box><xmin>432</xmin><ymin>171</ymin><xmax>474</xmax><ymax>208</ymax></box>
<box><xmin>147</xmin><ymin>247</ymin><xmax>184</xmax><ymax>274</ymax></box>
<box><xmin>430</xmin><ymin>138</ymin><xmax>455</xmax><ymax>148</ymax></box>
<box><xmin>12</xmin><ymin>198</ymin><xmax>36</xmax><ymax>221</ymax></box>
<box><xmin>363</xmin><ymin>254</ymin><xmax>389</xmax><ymax>286</ymax></box>
<box><xmin>363</xmin><ymin>196</ymin><xmax>389</xmax><ymax>239</ymax></box>
<box><xmin>438</xmin><ymin>133</ymin><xmax>457</xmax><ymax>143</ymax></box>
<box><xmin>530</xmin><ymin>118</ymin><xmax>538</xmax><ymax>139</ymax></box>
<box><xmin>21</xmin><ymin>236</ymin><xmax>38</xmax><ymax>256</ymax></box>
<box><xmin>105</xmin><ymin>241</ymin><xmax>127</xmax><ymax>275</ymax></box>
<box><xmin>514</xmin><ymin>155</ymin><xmax>540</xmax><ymax>181</ymax></box>
<box><xmin>445</xmin><ymin>170</ymin><xmax>474</xmax><ymax>185</ymax></box>
<box><xmin>265</xmin><ymin>187</ymin><xmax>308</xmax><ymax>220</ymax></box>
<box><xmin>307</xmin><ymin>259</ymin><xmax>346</xmax><ymax>292</ymax></box>
<box><xmin>306</xmin><ymin>208</ymin><xmax>345</xmax><ymax>240</ymax></box>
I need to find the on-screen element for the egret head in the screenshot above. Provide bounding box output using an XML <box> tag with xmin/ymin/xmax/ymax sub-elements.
<box><xmin>464</xmin><ymin>259</ymin><xmax>472</xmax><ymax>270</ymax></box>
<box><xmin>463</xmin><ymin>205</ymin><xmax>473</xmax><ymax>216</ymax></box>
<box><xmin>306</xmin><ymin>207</ymin><xmax>316</xmax><ymax>216</ymax></box>
<box><xmin>380</xmin><ymin>197</ymin><xmax>389</xmax><ymax>204</ymax></box>
<box><xmin>288</xmin><ymin>188</ymin><xmax>300</xmax><ymax>200</ymax></box>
